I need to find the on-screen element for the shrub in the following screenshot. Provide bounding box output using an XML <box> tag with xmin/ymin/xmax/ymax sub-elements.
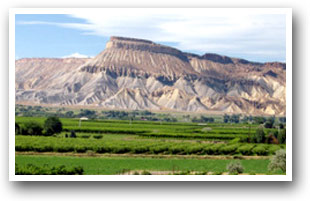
<box><xmin>21</xmin><ymin>121</ymin><xmax>43</xmax><ymax>136</ymax></box>
<box><xmin>219</xmin><ymin>144</ymin><xmax>239</xmax><ymax>155</ymax></box>
<box><xmin>44</xmin><ymin>116</ymin><xmax>63</xmax><ymax>136</ymax></box>
<box><xmin>268</xmin><ymin>149</ymin><xmax>286</xmax><ymax>173</ymax></box>
<box><xmin>133</xmin><ymin>171</ymin><xmax>140</xmax><ymax>175</ymax></box>
<box><xmin>237</xmin><ymin>144</ymin><xmax>254</xmax><ymax>155</ymax></box>
<box><xmin>252</xmin><ymin>145</ymin><xmax>268</xmax><ymax>156</ymax></box>
<box><xmin>208</xmin><ymin>143</ymin><xmax>224</xmax><ymax>155</ymax></box>
<box><xmin>226</xmin><ymin>161</ymin><xmax>244</xmax><ymax>174</ymax></box>
<box><xmin>268</xmin><ymin>145</ymin><xmax>282</xmax><ymax>155</ymax></box>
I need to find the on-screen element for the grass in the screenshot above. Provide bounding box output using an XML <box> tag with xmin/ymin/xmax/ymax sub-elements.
<box><xmin>15</xmin><ymin>155</ymin><xmax>282</xmax><ymax>175</ymax></box>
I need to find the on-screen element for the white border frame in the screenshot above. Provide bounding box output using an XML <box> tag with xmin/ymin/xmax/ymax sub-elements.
<box><xmin>9</xmin><ymin>8</ymin><xmax>292</xmax><ymax>181</ymax></box>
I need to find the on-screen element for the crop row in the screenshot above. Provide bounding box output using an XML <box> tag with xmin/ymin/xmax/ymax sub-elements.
<box><xmin>61</xmin><ymin>130</ymin><xmax>247</xmax><ymax>141</ymax></box>
<box><xmin>16</xmin><ymin>117</ymin><xmax>262</xmax><ymax>133</ymax></box>
<box><xmin>15</xmin><ymin>163</ymin><xmax>84</xmax><ymax>175</ymax></box>
<box><xmin>15</xmin><ymin>136</ymin><xmax>284</xmax><ymax>156</ymax></box>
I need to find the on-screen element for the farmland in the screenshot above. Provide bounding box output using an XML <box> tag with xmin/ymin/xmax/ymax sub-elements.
<box><xmin>16</xmin><ymin>154</ymin><xmax>280</xmax><ymax>175</ymax></box>
<box><xmin>15</xmin><ymin>112</ymin><xmax>286</xmax><ymax>175</ymax></box>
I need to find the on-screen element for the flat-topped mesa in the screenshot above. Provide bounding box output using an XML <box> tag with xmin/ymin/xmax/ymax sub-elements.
<box><xmin>105</xmin><ymin>36</ymin><xmax>188</xmax><ymax>61</ymax></box>
<box><xmin>202</xmin><ymin>53</ymin><xmax>234</xmax><ymax>64</ymax></box>
<box><xmin>109</xmin><ymin>36</ymin><xmax>154</xmax><ymax>44</ymax></box>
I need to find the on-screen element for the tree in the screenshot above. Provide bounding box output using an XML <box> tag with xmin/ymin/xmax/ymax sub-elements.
<box><xmin>192</xmin><ymin>117</ymin><xmax>199</xmax><ymax>123</ymax></box>
<box><xmin>277</xmin><ymin>129</ymin><xmax>286</xmax><ymax>144</ymax></box>
<box><xmin>267</xmin><ymin>133</ymin><xmax>279</xmax><ymax>144</ymax></box>
<box><xmin>268</xmin><ymin>149</ymin><xmax>286</xmax><ymax>173</ymax></box>
<box><xmin>223</xmin><ymin>114</ymin><xmax>229</xmax><ymax>123</ymax></box>
<box><xmin>264</xmin><ymin>117</ymin><xmax>275</xmax><ymax>128</ymax></box>
<box><xmin>253</xmin><ymin>116</ymin><xmax>265</xmax><ymax>124</ymax></box>
<box><xmin>251</xmin><ymin>127</ymin><xmax>266</xmax><ymax>143</ymax></box>
<box><xmin>78</xmin><ymin>109</ymin><xmax>96</xmax><ymax>119</ymax></box>
<box><xmin>231</xmin><ymin>114</ymin><xmax>240</xmax><ymax>123</ymax></box>
<box><xmin>65</xmin><ymin>111</ymin><xmax>74</xmax><ymax>118</ymax></box>
<box><xmin>21</xmin><ymin>121</ymin><xmax>43</xmax><ymax>136</ymax></box>
<box><xmin>70</xmin><ymin>130</ymin><xmax>76</xmax><ymax>138</ymax></box>
<box><xmin>44</xmin><ymin>116</ymin><xmax>63</xmax><ymax>136</ymax></box>
<box><xmin>279</xmin><ymin>117</ymin><xmax>286</xmax><ymax>123</ymax></box>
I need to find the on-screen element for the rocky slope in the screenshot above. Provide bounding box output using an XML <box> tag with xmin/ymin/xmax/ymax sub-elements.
<box><xmin>15</xmin><ymin>36</ymin><xmax>286</xmax><ymax>115</ymax></box>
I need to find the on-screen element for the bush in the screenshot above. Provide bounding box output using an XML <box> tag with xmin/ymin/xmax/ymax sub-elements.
<box><xmin>226</xmin><ymin>161</ymin><xmax>244</xmax><ymax>174</ymax></box>
<box><xmin>21</xmin><ymin>121</ymin><xmax>43</xmax><ymax>136</ymax></box>
<box><xmin>268</xmin><ymin>149</ymin><xmax>286</xmax><ymax>173</ymax></box>
<box><xmin>44</xmin><ymin>116</ymin><xmax>63</xmax><ymax>136</ymax></box>
<box><xmin>237</xmin><ymin>144</ymin><xmax>254</xmax><ymax>155</ymax></box>
<box><xmin>252</xmin><ymin>145</ymin><xmax>268</xmax><ymax>155</ymax></box>
<box><xmin>219</xmin><ymin>144</ymin><xmax>239</xmax><ymax>155</ymax></box>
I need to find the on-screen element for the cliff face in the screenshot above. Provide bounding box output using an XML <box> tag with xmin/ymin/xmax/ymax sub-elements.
<box><xmin>15</xmin><ymin>36</ymin><xmax>286</xmax><ymax>115</ymax></box>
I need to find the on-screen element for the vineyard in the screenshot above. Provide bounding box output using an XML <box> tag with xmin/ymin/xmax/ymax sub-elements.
<box><xmin>15</xmin><ymin>116</ymin><xmax>286</xmax><ymax>175</ymax></box>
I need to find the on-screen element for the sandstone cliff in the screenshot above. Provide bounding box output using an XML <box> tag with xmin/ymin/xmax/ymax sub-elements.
<box><xmin>15</xmin><ymin>36</ymin><xmax>286</xmax><ymax>115</ymax></box>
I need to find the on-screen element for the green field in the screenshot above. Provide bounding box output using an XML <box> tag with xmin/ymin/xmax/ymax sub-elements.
<box><xmin>15</xmin><ymin>115</ymin><xmax>286</xmax><ymax>175</ymax></box>
<box><xmin>16</xmin><ymin>155</ymin><xmax>281</xmax><ymax>175</ymax></box>
<box><xmin>15</xmin><ymin>116</ymin><xmax>276</xmax><ymax>141</ymax></box>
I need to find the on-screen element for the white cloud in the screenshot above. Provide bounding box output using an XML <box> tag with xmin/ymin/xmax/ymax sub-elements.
<box><xmin>62</xmin><ymin>52</ymin><xmax>93</xmax><ymax>58</ymax></box>
<box><xmin>17</xmin><ymin>9</ymin><xmax>286</xmax><ymax>61</ymax></box>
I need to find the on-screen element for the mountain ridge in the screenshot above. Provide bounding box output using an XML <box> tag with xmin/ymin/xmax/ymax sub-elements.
<box><xmin>15</xmin><ymin>36</ymin><xmax>286</xmax><ymax>115</ymax></box>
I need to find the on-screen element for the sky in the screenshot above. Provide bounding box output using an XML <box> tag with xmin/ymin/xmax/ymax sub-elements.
<box><xmin>15</xmin><ymin>9</ymin><xmax>287</xmax><ymax>62</ymax></box>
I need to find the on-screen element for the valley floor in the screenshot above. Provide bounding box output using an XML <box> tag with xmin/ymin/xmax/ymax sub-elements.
<box><xmin>14</xmin><ymin>116</ymin><xmax>286</xmax><ymax>175</ymax></box>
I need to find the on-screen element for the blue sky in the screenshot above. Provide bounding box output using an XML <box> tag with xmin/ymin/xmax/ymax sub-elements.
<box><xmin>15</xmin><ymin>10</ymin><xmax>286</xmax><ymax>62</ymax></box>
<box><xmin>15</xmin><ymin>14</ymin><xmax>109</xmax><ymax>59</ymax></box>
